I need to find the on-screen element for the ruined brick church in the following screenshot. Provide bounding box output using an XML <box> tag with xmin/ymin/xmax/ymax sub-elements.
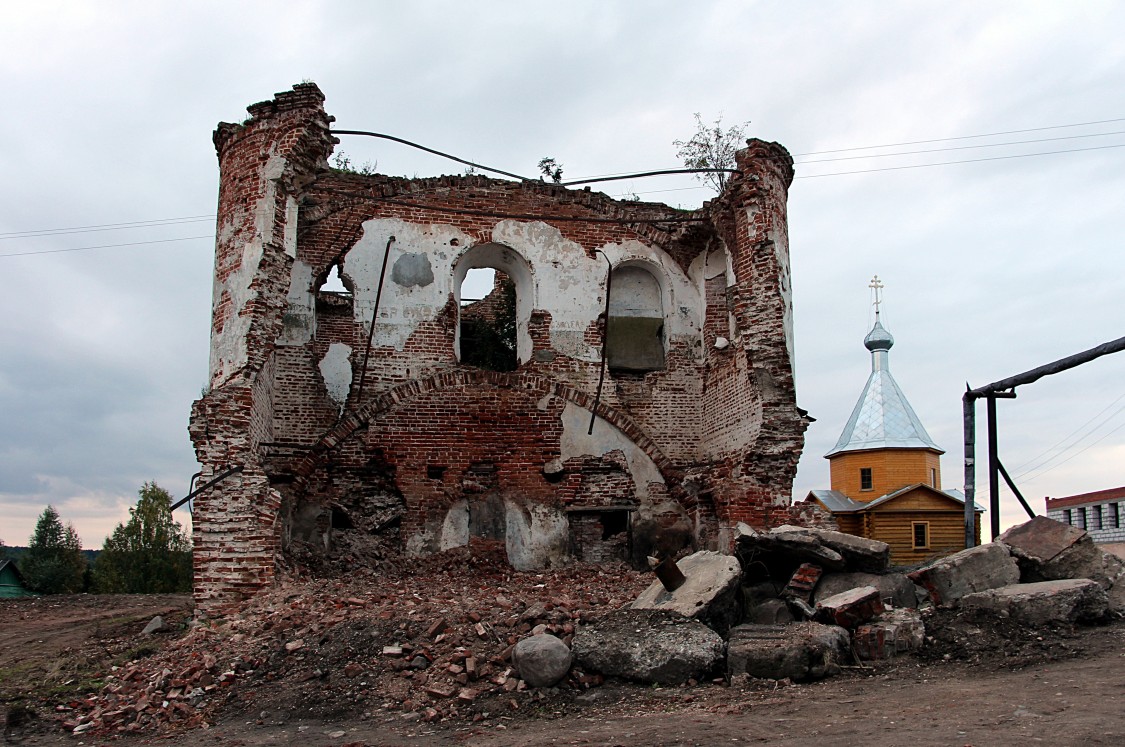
<box><xmin>189</xmin><ymin>84</ymin><xmax>811</xmax><ymax>611</ymax></box>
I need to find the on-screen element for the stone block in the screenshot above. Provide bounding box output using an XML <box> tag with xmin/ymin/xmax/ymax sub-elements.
<box><xmin>735</xmin><ymin>526</ymin><xmax>845</xmax><ymax>572</ymax></box>
<box><xmin>960</xmin><ymin>579</ymin><xmax>1109</xmax><ymax>625</ymax></box>
<box><xmin>727</xmin><ymin>622</ymin><xmax>850</xmax><ymax>682</ymax></box>
<box><xmin>815</xmin><ymin>585</ymin><xmax>884</xmax><ymax>629</ymax></box>
<box><xmin>813</xmin><ymin>571</ymin><xmax>919</xmax><ymax>609</ymax></box>
<box><xmin>746</xmin><ymin>598</ymin><xmax>794</xmax><ymax>625</ymax></box>
<box><xmin>772</xmin><ymin>525</ymin><xmax>891</xmax><ymax>573</ymax></box>
<box><xmin>572</xmin><ymin>609</ymin><xmax>724</xmax><ymax>685</ymax></box>
<box><xmin>907</xmin><ymin>542</ymin><xmax>1020</xmax><ymax>606</ymax></box>
<box><xmin>852</xmin><ymin>608</ymin><xmax>924</xmax><ymax>660</ymax></box>
<box><xmin>631</xmin><ymin>550</ymin><xmax>742</xmax><ymax>635</ymax></box>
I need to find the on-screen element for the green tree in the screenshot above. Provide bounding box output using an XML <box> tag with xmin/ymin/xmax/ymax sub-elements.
<box><xmin>94</xmin><ymin>482</ymin><xmax>192</xmax><ymax>594</ymax></box>
<box><xmin>22</xmin><ymin>506</ymin><xmax>87</xmax><ymax>594</ymax></box>
<box><xmin>537</xmin><ymin>157</ymin><xmax>564</xmax><ymax>183</ymax></box>
<box><xmin>673</xmin><ymin>113</ymin><xmax>751</xmax><ymax>193</ymax></box>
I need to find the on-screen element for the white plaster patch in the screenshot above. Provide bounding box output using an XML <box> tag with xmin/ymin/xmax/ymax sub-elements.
<box><xmin>559</xmin><ymin>401</ymin><xmax>664</xmax><ymax>501</ymax></box>
<box><xmin>209</xmin><ymin>235</ymin><xmax>264</xmax><ymax>384</ymax></box>
<box><xmin>283</xmin><ymin>196</ymin><xmax>299</xmax><ymax>258</ymax></box>
<box><xmin>440</xmin><ymin>499</ymin><xmax>470</xmax><ymax>550</ymax></box>
<box><xmin>277</xmin><ymin>260</ymin><xmax>315</xmax><ymax>346</ymax></box>
<box><xmin>504</xmin><ymin>499</ymin><xmax>569</xmax><ymax>570</ymax></box>
<box><xmin>345</xmin><ymin>219</ymin><xmax>475</xmax><ymax>351</ymax></box>
<box><xmin>318</xmin><ymin>342</ymin><xmax>353</xmax><ymax>411</ymax></box>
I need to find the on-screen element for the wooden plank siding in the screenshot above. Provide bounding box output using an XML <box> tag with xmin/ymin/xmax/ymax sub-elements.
<box><xmin>829</xmin><ymin>449</ymin><xmax>941</xmax><ymax>500</ymax></box>
<box><xmin>868</xmin><ymin>511</ymin><xmax>981</xmax><ymax>566</ymax></box>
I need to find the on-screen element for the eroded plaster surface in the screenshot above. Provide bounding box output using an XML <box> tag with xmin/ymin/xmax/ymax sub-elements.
<box><xmin>318</xmin><ymin>342</ymin><xmax>353</xmax><ymax>410</ymax></box>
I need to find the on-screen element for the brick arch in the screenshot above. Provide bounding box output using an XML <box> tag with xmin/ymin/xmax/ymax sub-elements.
<box><xmin>294</xmin><ymin>368</ymin><xmax>683</xmax><ymax>500</ymax></box>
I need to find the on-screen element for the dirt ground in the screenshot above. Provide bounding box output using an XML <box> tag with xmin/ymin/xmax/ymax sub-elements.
<box><xmin>2</xmin><ymin>569</ymin><xmax>1124</xmax><ymax>747</ymax></box>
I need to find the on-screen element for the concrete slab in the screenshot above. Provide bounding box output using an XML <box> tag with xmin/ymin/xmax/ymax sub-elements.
<box><xmin>997</xmin><ymin>516</ymin><xmax>1085</xmax><ymax>564</ymax></box>
<box><xmin>960</xmin><ymin>579</ymin><xmax>1109</xmax><ymax>625</ymax></box>
<box><xmin>908</xmin><ymin>542</ymin><xmax>1020</xmax><ymax>606</ymax></box>
<box><xmin>772</xmin><ymin>525</ymin><xmax>891</xmax><ymax>573</ymax></box>
<box><xmin>631</xmin><ymin>550</ymin><xmax>742</xmax><ymax>635</ymax></box>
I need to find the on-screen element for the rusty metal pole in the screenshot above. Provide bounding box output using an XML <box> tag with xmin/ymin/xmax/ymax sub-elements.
<box><xmin>963</xmin><ymin>389</ymin><xmax>976</xmax><ymax>549</ymax></box>
<box><xmin>986</xmin><ymin>394</ymin><xmax>1001</xmax><ymax>541</ymax></box>
<box><xmin>589</xmin><ymin>250</ymin><xmax>613</xmax><ymax>435</ymax></box>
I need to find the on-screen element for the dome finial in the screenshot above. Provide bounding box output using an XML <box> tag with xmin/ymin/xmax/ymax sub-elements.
<box><xmin>864</xmin><ymin>275</ymin><xmax>894</xmax><ymax>352</ymax></box>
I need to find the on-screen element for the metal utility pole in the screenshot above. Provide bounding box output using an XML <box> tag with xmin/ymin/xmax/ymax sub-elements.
<box><xmin>963</xmin><ymin>334</ymin><xmax>1125</xmax><ymax>545</ymax></box>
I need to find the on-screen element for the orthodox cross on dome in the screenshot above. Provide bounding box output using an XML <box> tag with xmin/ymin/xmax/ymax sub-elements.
<box><xmin>869</xmin><ymin>275</ymin><xmax>885</xmax><ymax>316</ymax></box>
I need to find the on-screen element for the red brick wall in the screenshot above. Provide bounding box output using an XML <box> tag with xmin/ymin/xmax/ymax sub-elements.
<box><xmin>189</xmin><ymin>84</ymin><xmax>809</xmax><ymax>611</ymax></box>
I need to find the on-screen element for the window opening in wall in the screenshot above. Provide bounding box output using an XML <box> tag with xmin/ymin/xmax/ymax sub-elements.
<box><xmin>912</xmin><ymin>521</ymin><xmax>930</xmax><ymax>549</ymax></box>
<box><xmin>860</xmin><ymin>468</ymin><xmax>873</xmax><ymax>491</ymax></box>
<box><xmin>459</xmin><ymin>268</ymin><xmax>517</xmax><ymax>372</ymax></box>
<box><xmin>607</xmin><ymin>264</ymin><xmax>665</xmax><ymax>373</ymax></box>
<box><xmin>1092</xmin><ymin>504</ymin><xmax>1103</xmax><ymax>530</ymax></box>
<box><xmin>600</xmin><ymin>510</ymin><xmax>629</xmax><ymax>540</ymax></box>
<box><xmin>930</xmin><ymin>467</ymin><xmax>937</xmax><ymax>487</ymax></box>
<box><xmin>1064</xmin><ymin>508</ymin><xmax>1073</xmax><ymax>525</ymax></box>
<box><xmin>1077</xmin><ymin>506</ymin><xmax>1087</xmax><ymax>529</ymax></box>
<box><xmin>330</xmin><ymin>506</ymin><xmax>353</xmax><ymax>529</ymax></box>
<box><xmin>1113</xmin><ymin>502</ymin><xmax>1121</xmax><ymax>529</ymax></box>
<box><xmin>319</xmin><ymin>264</ymin><xmax>351</xmax><ymax>294</ymax></box>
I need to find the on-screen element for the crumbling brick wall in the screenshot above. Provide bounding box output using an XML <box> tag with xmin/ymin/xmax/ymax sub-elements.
<box><xmin>189</xmin><ymin>84</ymin><xmax>810</xmax><ymax>612</ymax></box>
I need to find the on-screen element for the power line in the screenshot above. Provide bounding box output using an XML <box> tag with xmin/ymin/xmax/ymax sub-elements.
<box><xmin>794</xmin><ymin>142</ymin><xmax>1125</xmax><ymax>179</ymax></box>
<box><xmin>1007</xmin><ymin>392</ymin><xmax>1125</xmax><ymax>474</ymax></box>
<box><xmin>792</xmin><ymin>117</ymin><xmax>1125</xmax><ymax>156</ymax></box>
<box><xmin>0</xmin><ymin>215</ymin><xmax>215</xmax><ymax>239</ymax></box>
<box><xmin>0</xmin><ymin>235</ymin><xmax>214</xmax><ymax>259</ymax></box>
<box><xmin>1012</xmin><ymin>418</ymin><xmax>1125</xmax><ymax>486</ymax></box>
<box><xmin>794</xmin><ymin>130</ymin><xmax>1125</xmax><ymax>165</ymax></box>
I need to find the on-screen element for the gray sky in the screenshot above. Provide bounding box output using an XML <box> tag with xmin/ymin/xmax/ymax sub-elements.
<box><xmin>2</xmin><ymin>1</ymin><xmax>1122</xmax><ymax>548</ymax></box>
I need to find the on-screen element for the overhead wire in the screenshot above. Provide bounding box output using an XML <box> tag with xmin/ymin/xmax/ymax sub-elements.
<box><xmin>0</xmin><ymin>215</ymin><xmax>216</xmax><ymax>239</ymax></box>
<box><xmin>0</xmin><ymin>235</ymin><xmax>214</xmax><ymax>259</ymax></box>
<box><xmin>1006</xmin><ymin>392</ymin><xmax>1125</xmax><ymax>475</ymax></box>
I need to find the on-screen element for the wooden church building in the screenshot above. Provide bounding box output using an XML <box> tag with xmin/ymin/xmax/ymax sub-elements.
<box><xmin>805</xmin><ymin>286</ymin><xmax>981</xmax><ymax>565</ymax></box>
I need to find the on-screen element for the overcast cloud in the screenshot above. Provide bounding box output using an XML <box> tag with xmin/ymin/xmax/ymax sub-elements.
<box><xmin>1</xmin><ymin>1</ymin><xmax>1122</xmax><ymax>548</ymax></box>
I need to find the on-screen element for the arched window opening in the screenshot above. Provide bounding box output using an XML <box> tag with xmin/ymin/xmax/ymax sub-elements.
<box><xmin>459</xmin><ymin>268</ymin><xmax>517</xmax><ymax>371</ymax></box>
<box><xmin>318</xmin><ymin>264</ymin><xmax>351</xmax><ymax>295</ymax></box>
<box><xmin>607</xmin><ymin>265</ymin><xmax>665</xmax><ymax>372</ymax></box>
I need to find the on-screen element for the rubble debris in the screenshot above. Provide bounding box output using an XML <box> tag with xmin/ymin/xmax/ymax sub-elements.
<box><xmin>631</xmin><ymin>550</ymin><xmax>742</xmax><ymax>635</ymax></box>
<box><xmin>814</xmin><ymin>586</ymin><xmax>885</xmax><ymax>629</ymax></box>
<box><xmin>960</xmin><ymin>579</ymin><xmax>1109</xmax><ymax>625</ymax></box>
<box><xmin>907</xmin><ymin>542</ymin><xmax>1020</xmax><ymax>606</ymax></box>
<box><xmin>770</xmin><ymin>525</ymin><xmax>891</xmax><ymax>573</ymax></box>
<box><xmin>512</xmin><ymin>634</ymin><xmax>572</xmax><ymax>688</ymax></box>
<box><xmin>784</xmin><ymin>563</ymin><xmax>823</xmax><ymax>602</ymax></box>
<box><xmin>727</xmin><ymin>622</ymin><xmax>849</xmax><ymax>682</ymax></box>
<box><xmin>746</xmin><ymin>598</ymin><xmax>794</xmax><ymax>625</ymax></box>
<box><xmin>735</xmin><ymin>524</ymin><xmax>845</xmax><ymax>571</ymax></box>
<box><xmin>142</xmin><ymin>616</ymin><xmax>169</xmax><ymax>635</ymax></box>
<box><xmin>998</xmin><ymin>516</ymin><xmax>1125</xmax><ymax>611</ymax></box>
<box><xmin>812</xmin><ymin>571</ymin><xmax>920</xmax><ymax>609</ymax></box>
<box><xmin>852</xmin><ymin>608</ymin><xmax>924</xmax><ymax>660</ymax></box>
<box><xmin>572</xmin><ymin>609</ymin><xmax>724</xmax><ymax>685</ymax></box>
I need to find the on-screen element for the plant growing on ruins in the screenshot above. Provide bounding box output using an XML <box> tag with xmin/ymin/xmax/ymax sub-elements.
<box><xmin>330</xmin><ymin>151</ymin><xmax>378</xmax><ymax>176</ymax></box>
<box><xmin>94</xmin><ymin>482</ymin><xmax>192</xmax><ymax>594</ymax></box>
<box><xmin>538</xmin><ymin>157</ymin><xmax>564</xmax><ymax>183</ymax></box>
<box><xmin>673</xmin><ymin>113</ymin><xmax>751</xmax><ymax>193</ymax></box>
<box><xmin>21</xmin><ymin>506</ymin><xmax>87</xmax><ymax>594</ymax></box>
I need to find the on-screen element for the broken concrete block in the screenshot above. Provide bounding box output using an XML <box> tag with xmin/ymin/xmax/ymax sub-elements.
<box><xmin>735</xmin><ymin>529</ymin><xmax>846</xmax><ymax>572</ymax></box>
<box><xmin>960</xmin><ymin>579</ymin><xmax>1109</xmax><ymax>625</ymax></box>
<box><xmin>998</xmin><ymin>517</ymin><xmax>1125</xmax><ymax>601</ymax></box>
<box><xmin>852</xmin><ymin>608</ymin><xmax>924</xmax><ymax>660</ymax></box>
<box><xmin>745</xmin><ymin>598</ymin><xmax>794</xmax><ymax>625</ymax></box>
<box><xmin>907</xmin><ymin>542</ymin><xmax>1020</xmax><ymax>606</ymax></box>
<box><xmin>727</xmin><ymin>622</ymin><xmax>849</xmax><ymax>682</ymax></box>
<box><xmin>813</xmin><ymin>571</ymin><xmax>920</xmax><ymax>609</ymax></box>
<box><xmin>815</xmin><ymin>585</ymin><xmax>884</xmax><ymax>629</ymax></box>
<box><xmin>512</xmin><ymin>634</ymin><xmax>572</xmax><ymax>688</ymax></box>
<box><xmin>772</xmin><ymin>525</ymin><xmax>891</xmax><ymax>573</ymax></box>
<box><xmin>572</xmin><ymin>609</ymin><xmax>724</xmax><ymax>685</ymax></box>
<box><xmin>631</xmin><ymin>550</ymin><xmax>742</xmax><ymax>636</ymax></box>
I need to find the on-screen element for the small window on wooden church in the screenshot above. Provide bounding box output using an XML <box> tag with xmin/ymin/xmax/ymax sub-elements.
<box><xmin>606</xmin><ymin>265</ymin><xmax>665</xmax><ymax>373</ymax></box>
<box><xmin>930</xmin><ymin>467</ymin><xmax>937</xmax><ymax>487</ymax></box>
<box><xmin>912</xmin><ymin>521</ymin><xmax>930</xmax><ymax>549</ymax></box>
<box><xmin>860</xmin><ymin>468</ymin><xmax>873</xmax><ymax>491</ymax></box>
